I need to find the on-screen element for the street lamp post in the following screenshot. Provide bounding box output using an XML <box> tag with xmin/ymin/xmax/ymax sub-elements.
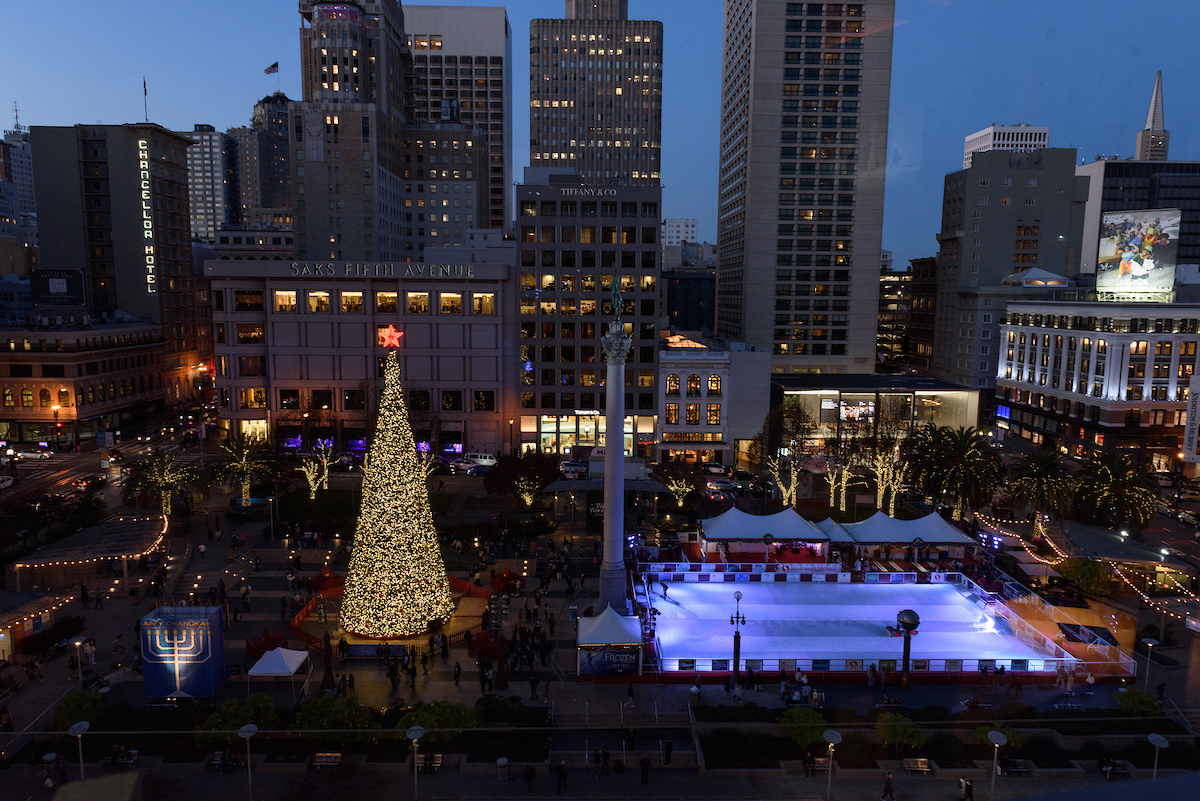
<box><xmin>1148</xmin><ymin>733</ymin><xmax>1168</xmax><ymax>780</ymax></box>
<box><xmin>52</xmin><ymin>405</ymin><xmax>60</xmax><ymax>452</ymax></box>
<box><xmin>823</xmin><ymin>729</ymin><xmax>841</xmax><ymax>801</ymax></box>
<box><xmin>238</xmin><ymin>723</ymin><xmax>257</xmax><ymax>801</ymax></box>
<box><xmin>68</xmin><ymin>721</ymin><xmax>89</xmax><ymax>783</ymax></box>
<box><xmin>1142</xmin><ymin>638</ymin><xmax>1159</xmax><ymax>693</ymax></box>
<box><xmin>407</xmin><ymin>725</ymin><xmax>426</xmax><ymax>800</ymax></box>
<box><xmin>73</xmin><ymin>640</ymin><xmax>83</xmax><ymax>691</ymax></box>
<box><xmin>729</xmin><ymin>590</ymin><xmax>746</xmax><ymax>688</ymax></box>
<box><xmin>509</xmin><ymin>419</ymin><xmax>515</xmax><ymax>456</ymax></box>
<box><xmin>987</xmin><ymin>730</ymin><xmax>1008</xmax><ymax>800</ymax></box>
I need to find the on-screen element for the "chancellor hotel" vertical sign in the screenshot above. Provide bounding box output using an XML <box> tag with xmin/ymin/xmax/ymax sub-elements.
<box><xmin>137</xmin><ymin>138</ymin><xmax>158</xmax><ymax>295</ymax></box>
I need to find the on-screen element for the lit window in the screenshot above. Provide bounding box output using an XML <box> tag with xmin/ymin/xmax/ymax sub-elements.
<box><xmin>472</xmin><ymin>293</ymin><xmax>496</xmax><ymax>314</ymax></box>
<box><xmin>274</xmin><ymin>290</ymin><xmax>297</xmax><ymax>312</ymax></box>
<box><xmin>340</xmin><ymin>290</ymin><xmax>364</xmax><ymax>313</ymax></box>
<box><xmin>307</xmin><ymin>291</ymin><xmax>330</xmax><ymax>312</ymax></box>
<box><xmin>376</xmin><ymin>291</ymin><xmax>398</xmax><ymax>312</ymax></box>
<box><xmin>439</xmin><ymin>292</ymin><xmax>462</xmax><ymax>314</ymax></box>
<box><xmin>407</xmin><ymin>292</ymin><xmax>430</xmax><ymax>314</ymax></box>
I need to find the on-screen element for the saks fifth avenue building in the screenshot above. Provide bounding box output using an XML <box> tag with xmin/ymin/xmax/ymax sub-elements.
<box><xmin>205</xmin><ymin>254</ymin><xmax>517</xmax><ymax>457</ymax></box>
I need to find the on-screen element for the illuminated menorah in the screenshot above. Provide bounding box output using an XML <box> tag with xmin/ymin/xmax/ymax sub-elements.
<box><xmin>144</xmin><ymin>624</ymin><xmax>211</xmax><ymax>698</ymax></box>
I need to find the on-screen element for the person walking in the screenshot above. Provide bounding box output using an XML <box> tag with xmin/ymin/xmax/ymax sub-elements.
<box><xmin>867</xmin><ymin>663</ymin><xmax>876</xmax><ymax>688</ymax></box>
<box><xmin>663</xmin><ymin>737</ymin><xmax>673</xmax><ymax>766</ymax></box>
<box><xmin>530</xmin><ymin>675</ymin><xmax>540</xmax><ymax>700</ymax></box>
<box><xmin>453</xmin><ymin>662</ymin><xmax>461</xmax><ymax>686</ymax></box>
<box><xmin>198</xmin><ymin>543</ymin><xmax>206</xmax><ymax>559</ymax></box>
<box><xmin>1066</xmin><ymin>670</ymin><xmax>1075</xmax><ymax>695</ymax></box>
<box><xmin>963</xmin><ymin>776</ymin><xmax>975</xmax><ymax>800</ymax></box>
<box><xmin>80</xmin><ymin>585</ymin><xmax>90</xmax><ymax>610</ymax></box>
<box><xmin>111</xmin><ymin>634</ymin><xmax>129</xmax><ymax>654</ymax></box>
<box><xmin>377</xmin><ymin>644</ymin><xmax>386</xmax><ymax>668</ymax></box>
<box><xmin>881</xmin><ymin>769</ymin><xmax>896</xmax><ymax>801</ymax></box>
<box><xmin>241</xmin><ymin>584</ymin><xmax>251</xmax><ymax>612</ymax></box>
<box><xmin>639</xmin><ymin>755</ymin><xmax>651</xmax><ymax>784</ymax></box>
<box><xmin>523</xmin><ymin>764</ymin><xmax>537</xmax><ymax>794</ymax></box>
<box><xmin>660</xmin><ymin>581</ymin><xmax>668</xmax><ymax>599</ymax></box>
<box><xmin>623</xmin><ymin>682</ymin><xmax>635</xmax><ymax>708</ymax></box>
<box><xmin>555</xmin><ymin>760</ymin><xmax>569</xmax><ymax>794</ymax></box>
<box><xmin>94</xmin><ymin>590</ymin><xmax>104</xmax><ymax>610</ymax></box>
<box><xmin>420</xmin><ymin>651</ymin><xmax>429</xmax><ymax>675</ymax></box>
<box><xmin>1156</xmin><ymin>682</ymin><xmax>1166</xmax><ymax>703</ymax></box>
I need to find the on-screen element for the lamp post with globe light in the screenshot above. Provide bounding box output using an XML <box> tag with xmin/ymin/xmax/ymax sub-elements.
<box><xmin>988</xmin><ymin>729</ymin><xmax>1007</xmax><ymax>799</ymax></box>
<box><xmin>823</xmin><ymin>729</ymin><xmax>841</xmax><ymax>800</ymax></box>
<box><xmin>897</xmin><ymin>610</ymin><xmax>920</xmax><ymax>690</ymax></box>
<box><xmin>730</xmin><ymin>590</ymin><xmax>746</xmax><ymax>687</ymax></box>
<box><xmin>1142</xmin><ymin>638</ymin><xmax>1159</xmax><ymax>692</ymax></box>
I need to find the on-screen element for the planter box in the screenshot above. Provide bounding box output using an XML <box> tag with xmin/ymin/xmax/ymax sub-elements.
<box><xmin>1127</xmin><ymin>766</ymin><xmax>1192</xmax><ymax>780</ymax></box>
<box><xmin>831</xmin><ymin>760</ymin><xmax>880</xmax><ymax>779</ymax></box>
<box><xmin>1028</xmin><ymin>764</ymin><xmax>1085</xmax><ymax>780</ymax></box>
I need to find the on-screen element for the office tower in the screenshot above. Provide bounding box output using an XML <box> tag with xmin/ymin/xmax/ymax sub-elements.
<box><xmin>290</xmin><ymin>0</ymin><xmax>413</xmax><ymax>261</ymax></box>
<box><xmin>1135</xmin><ymin>71</ymin><xmax>1169</xmax><ymax>162</ymax></box>
<box><xmin>876</xmin><ymin>259</ymin><xmax>909</xmax><ymax>371</ymax></box>
<box><xmin>529</xmin><ymin>1</ymin><xmax>663</xmax><ymax>186</ymax></box>
<box><xmin>182</xmin><ymin>125</ymin><xmax>240</xmax><ymax>240</ymax></box>
<box><xmin>661</xmin><ymin>218</ymin><xmax>696</xmax><ymax>246</ymax></box>
<box><xmin>963</xmin><ymin>124</ymin><xmax>1049</xmax><ymax>169</ymax></box>
<box><xmin>930</xmin><ymin>148</ymin><xmax>1080</xmax><ymax>397</ymax></box>
<box><xmin>404</xmin><ymin>5</ymin><xmax>513</xmax><ymax>232</ymax></box>
<box><xmin>717</xmin><ymin>1</ymin><xmax>894</xmax><ymax>374</ymax></box>
<box><xmin>514</xmin><ymin>168</ymin><xmax>662</xmax><ymax>456</ymax></box>
<box><xmin>903</xmin><ymin>256</ymin><xmax>935</xmax><ymax>373</ymax></box>
<box><xmin>229</xmin><ymin>93</ymin><xmax>293</xmax><ymax>228</ymax></box>
<box><xmin>31</xmin><ymin>123</ymin><xmax>212</xmax><ymax>404</ymax></box>
<box><xmin>2</xmin><ymin>125</ymin><xmax>36</xmax><ymax>217</ymax></box>
<box><xmin>664</xmin><ymin>269</ymin><xmax>716</xmax><ymax>331</ymax></box>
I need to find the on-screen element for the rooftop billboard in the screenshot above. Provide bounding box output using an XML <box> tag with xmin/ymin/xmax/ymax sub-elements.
<box><xmin>1096</xmin><ymin>208</ymin><xmax>1180</xmax><ymax>294</ymax></box>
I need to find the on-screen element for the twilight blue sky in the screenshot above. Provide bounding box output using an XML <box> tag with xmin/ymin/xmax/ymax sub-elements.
<box><xmin>6</xmin><ymin>0</ymin><xmax>1200</xmax><ymax>269</ymax></box>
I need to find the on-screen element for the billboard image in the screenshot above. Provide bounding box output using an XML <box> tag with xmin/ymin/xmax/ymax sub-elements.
<box><xmin>141</xmin><ymin>606</ymin><xmax>226</xmax><ymax>698</ymax></box>
<box><xmin>30</xmin><ymin>269</ymin><xmax>87</xmax><ymax>306</ymax></box>
<box><xmin>1096</xmin><ymin>208</ymin><xmax>1180</xmax><ymax>294</ymax></box>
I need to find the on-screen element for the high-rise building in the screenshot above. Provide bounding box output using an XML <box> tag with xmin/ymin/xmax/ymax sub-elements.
<box><xmin>963</xmin><ymin>124</ymin><xmax>1049</xmax><ymax>169</ymax></box>
<box><xmin>229</xmin><ymin>93</ymin><xmax>293</xmax><ymax>228</ymax></box>
<box><xmin>404</xmin><ymin>5</ymin><xmax>513</xmax><ymax>232</ymax></box>
<box><xmin>515</xmin><ymin>168</ymin><xmax>662</xmax><ymax>456</ymax></box>
<box><xmin>664</xmin><ymin>269</ymin><xmax>716</xmax><ymax>332</ymax></box>
<box><xmin>661</xmin><ymin>218</ymin><xmax>696</xmax><ymax>246</ymax></box>
<box><xmin>31</xmin><ymin>123</ymin><xmax>212</xmax><ymax>405</ymax></box>
<box><xmin>876</xmin><ymin>260</ymin><xmax>909</xmax><ymax>371</ymax></box>
<box><xmin>529</xmin><ymin>1</ymin><xmax>663</xmax><ymax>186</ymax></box>
<box><xmin>1135</xmin><ymin>71</ymin><xmax>1169</xmax><ymax>162</ymax></box>
<box><xmin>182</xmin><ymin>125</ymin><xmax>240</xmax><ymax>241</ymax></box>
<box><xmin>289</xmin><ymin>0</ymin><xmax>414</xmax><ymax>261</ymax></box>
<box><xmin>2</xmin><ymin>126</ymin><xmax>36</xmax><ymax>217</ymax></box>
<box><xmin>716</xmin><ymin>1</ymin><xmax>895</xmax><ymax>374</ymax></box>
<box><xmin>903</xmin><ymin>256</ymin><xmax>936</xmax><ymax>373</ymax></box>
<box><xmin>930</xmin><ymin>148</ymin><xmax>1081</xmax><ymax>400</ymax></box>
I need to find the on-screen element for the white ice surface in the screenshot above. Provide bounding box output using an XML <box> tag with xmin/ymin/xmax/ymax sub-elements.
<box><xmin>652</xmin><ymin>581</ymin><xmax>1052</xmax><ymax>662</ymax></box>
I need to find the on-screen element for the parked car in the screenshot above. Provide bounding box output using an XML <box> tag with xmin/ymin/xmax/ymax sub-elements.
<box><xmin>453</xmin><ymin>458</ymin><xmax>480</xmax><ymax>471</ymax></box>
<box><xmin>0</xmin><ymin>475</ymin><xmax>14</xmax><ymax>490</ymax></box>
<box><xmin>559</xmin><ymin>461</ymin><xmax>586</xmax><ymax>479</ymax></box>
<box><xmin>462</xmin><ymin>452</ymin><xmax>497</xmax><ymax>467</ymax></box>
<box><xmin>1177</xmin><ymin>509</ymin><xmax>1198</xmax><ymax>528</ymax></box>
<box><xmin>707</xmin><ymin>478</ymin><xmax>737</xmax><ymax>493</ymax></box>
<box><xmin>1155</xmin><ymin>473</ymin><xmax>1178</xmax><ymax>488</ymax></box>
<box><xmin>1178</xmin><ymin>487</ymin><xmax>1200</xmax><ymax>501</ymax></box>
<box><xmin>699</xmin><ymin>462</ymin><xmax>729</xmax><ymax>476</ymax></box>
<box><xmin>1154</xmin><ymin>498</ymin><xmax>1175</xmax><ymax>517</ymax></box>
<box><xmin>17</xmin><ymin>449</ymin><xmax>51</xmax><ymax>460</ymax></box>
<box><xmin>731</xmin><ymin>470</ymin><xmax>758</xmax><ymax>489</ymax></box>
<box><xmin>466</xmin><ymin>464</ymin><xmax>490</xmax><ymax>477</ymax></box>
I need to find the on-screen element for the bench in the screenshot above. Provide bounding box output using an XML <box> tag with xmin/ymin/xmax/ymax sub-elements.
<box><xmin>813</xmin><ymin>757</ymin><xmax>831</xmax><ymax>773</ymax></box>
<box><xmin>225</xmin><ymin>665</ymin><xmax>244</xmax><ymax>676</ymax></box>
<box><xmin>314</xmin><ymin>752</ymin><xmax>342</xmax><ymax>771</ymax></box>
<box><xmin>1111</xmin><ymin>761</ymin><xmax>1130</xmax><ymax>779</ymax></box>
<box><xmin>903</xmin><ymin>758</ymin><xmax>933</xmax><ymax>775</ymax></box>
<box><xmin>1002</xmin><ymin>758</ymin><xmax>1029</xmax><ymax>775</ymax></box>
<box><xmin>422</xmin><ymin>754</ymin><xmax>443</xmax><ymax>773</ymax></box>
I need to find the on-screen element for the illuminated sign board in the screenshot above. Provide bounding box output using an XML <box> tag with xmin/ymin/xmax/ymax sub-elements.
<box><xmin>137</xmin><ymin>139</ymin><xmax>158</xmax><ymax>295</ymax></box>
<box><xmin>140</xmin><ymin>607</ymin><xmax>226</xmax><ymax>698</ymax></box>
<box><xmin>1096</xmin><ymin>208</ymin><xmax>1180</xmax><ymax>296</ymax></box>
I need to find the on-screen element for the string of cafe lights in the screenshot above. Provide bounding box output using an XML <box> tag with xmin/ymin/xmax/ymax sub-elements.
<box><xmin>975</xmin><ymin>513</ymin><xmax>1067</xmax><ymax>566</ymax></box>
<box><xmin>12</xmin><ymin>515</ymin><xmax>168</xmax><ymax>570</ymax></box>
<box><xmin>1111</xmin><ymin>563</ymin><xmax>1196</xmax><ymax>624</ymax></box>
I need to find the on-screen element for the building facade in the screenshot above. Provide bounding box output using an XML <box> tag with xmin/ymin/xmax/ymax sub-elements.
<box><xmin>657</xmin><ymin>332</ymin><xmax>771</xmax><ymax>465</ymax></box>
<box><xmin>404</xmin><ymin>5</ymin><xmax>513</xmax><ymax>232</ymax></box>
<box><xmin>661</xmin><ymin>218</ymin><xmax>696</xmax><ymax>246</ymax></box>
<box><xmin>529</xmin><ymin>1</ymin><xmax>664</xmax><ymax>186</ymax></box>
<box><xmin>206</xmin><ymin>256</ymin><xmax>516</xmax><ymax>456</ymax></box>
<box><xmin>515</xmin><ymin>173</ymin><xmax>662</xmax><ymax>456</ymax></box>
<box><xmin>182</xmin><ymin>125</ymin><xmax>240</xmax><ymax>241</ymax></box>
<box><xmin>963</xmin><ymin>123</ymin><xmax>1049</xmax><ymax>169</ymax></box>
<box><xmin>213</xmin><ymin>229</ymin><xmax>296</xmax><ymax>262</ymax></box>
<box><xmin>931</xmin><ymin>148</ymin><xmax>1081</xmax><ymax>395</ymax></box>
<box><xmin>996</xmin><ymin>301</ymin><xmax>1199</xmax><ymax>473</ymax></box>
<box><xmin>2</xmin><ymin>126</ymin><xmax>36</xmax><ymax>217</ymax></box>
<box><xmin>663</xmin><ymin>269</ymin><xmax>716</xmax><ymax>332</ymax></box>
<box><xmin>0</xmin><ymin>319</ymin><xmax>169</xmax><ymax>447</ymax></box>
<box><xmin>876</xmin><ymin>261</ymin><xmax>909</xmax><ymax>370</ymax></box>
<box><xmin>905</xmin><ymin>255</ymin><xmax>937</xmax><ymax>373</ymax></box>
<box><xmin>229</xmin><ymin>93</ymin><xmax>293</xmax><ymax>229</ymax></box>
<box><xmin>31</xmin><ymin>123</ymin><xmax>210</xmax><ymax>407</ymax></box>
<box><xmin>289</xmin><ymin>0</ymin><xmax>414</xmax><ymax>262</ymax></box>
<box><xmin>716</xmin><ymin>0</ymin><xmax>894</xmax><ymax>373</ymax></box>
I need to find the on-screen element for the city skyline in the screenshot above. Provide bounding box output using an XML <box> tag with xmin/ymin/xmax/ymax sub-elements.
<box><xmin>5</xmin><ymin>0</ymin><xmax>1200</xmax><ymax>270</ymax></box>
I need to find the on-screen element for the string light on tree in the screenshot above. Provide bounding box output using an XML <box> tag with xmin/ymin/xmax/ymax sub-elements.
<box><xmin>341</xmin><ymin>351</ymin><xmax>453</xmax><ymax>637</ymax></box>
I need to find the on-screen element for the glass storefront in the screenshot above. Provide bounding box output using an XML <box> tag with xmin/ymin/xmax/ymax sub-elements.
<box><xmin>535</xmin><ymin>414</ymin><xmax>635</xmax><ymax>457</ymax></box>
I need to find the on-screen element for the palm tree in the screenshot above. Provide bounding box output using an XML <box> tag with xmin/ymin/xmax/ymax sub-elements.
<box><xmin>1074</xmin><ymin>451</ymin><xmax>1159</xmax><ymax>531</ymax></box>
<box><xmin>123</xmin><ymin>449</ymin><xmax>196</xmax><ymax>516</ymax></box>
<box><xmin>902</xmin><ymin>425</ymin><xmax>1002</xmax><ymax>519</ymax></box>
<box><xmin>1009</xmin><ymin>448</ymin><xmax>1074</xmax><ymax>521</ymax></box>
<box><xmin>215</xmin><ymin>434</ymin><xmax>273</xmax><ymax>504</ymax></box>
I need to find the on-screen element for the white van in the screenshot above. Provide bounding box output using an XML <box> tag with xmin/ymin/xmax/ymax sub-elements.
<box><xmin>462</xmin><ymin>452</ymin><xmax>497</xmax><ymax>466</ymax></box>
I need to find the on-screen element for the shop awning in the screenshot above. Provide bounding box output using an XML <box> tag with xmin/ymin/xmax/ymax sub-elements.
<box><xmin>699</xmin><ymin>506</ymin><xmax>828</xmax><ymax>542</ymax></box>
<box><xmin>839</xmin><ymin>510</ymin><xmax>978</xmax><ymax>545</ymax></box>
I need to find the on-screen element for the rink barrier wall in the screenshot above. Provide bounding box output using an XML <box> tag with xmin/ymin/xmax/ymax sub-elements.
<box><xmin>643</xmin><ymin>569</ymin><xmax>852</xmax><ymax>583</ymax></box>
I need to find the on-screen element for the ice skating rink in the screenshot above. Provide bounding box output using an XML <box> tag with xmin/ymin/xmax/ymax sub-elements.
<box><xmin>653</xmin><ymin>581</ymin><xmax>1053</xmax><ymax>664</ymax></box>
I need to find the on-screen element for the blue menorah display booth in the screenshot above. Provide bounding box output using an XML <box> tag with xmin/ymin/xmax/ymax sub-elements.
<box><xmin>140</xmin><ymin>606</ymin><xmax>227</xmax><ymax>698</ymax></box>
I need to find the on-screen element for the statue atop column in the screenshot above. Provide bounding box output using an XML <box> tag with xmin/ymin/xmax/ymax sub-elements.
<box><xmin>611</xmin><ymin>281</ymin><xmax>625</xmax><ymax>325</ymax></box>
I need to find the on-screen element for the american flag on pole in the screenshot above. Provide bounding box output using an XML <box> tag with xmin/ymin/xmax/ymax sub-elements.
<box><xmin>264</xmin><ymin>62</ymin><xmax>280</xmax><ymax>75</ymax></box>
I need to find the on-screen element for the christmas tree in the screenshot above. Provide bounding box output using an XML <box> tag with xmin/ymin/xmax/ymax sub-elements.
<box><xmin>341</xmin><ymin>351</ymin><xmax>454</xmax><ymax>637</ymax></box>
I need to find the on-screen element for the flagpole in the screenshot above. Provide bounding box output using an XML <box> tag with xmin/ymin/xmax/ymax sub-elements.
<box><xmin>143</xmin><ymin>76</ymin><xmax>148</xmax><ymax>123</ymax></box>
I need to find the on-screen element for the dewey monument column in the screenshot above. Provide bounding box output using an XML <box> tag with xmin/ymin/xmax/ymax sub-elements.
<box><xmin>600</xmin><ymin>285</ymin><xmax>632</xmax><ymax>611</ymax></box>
